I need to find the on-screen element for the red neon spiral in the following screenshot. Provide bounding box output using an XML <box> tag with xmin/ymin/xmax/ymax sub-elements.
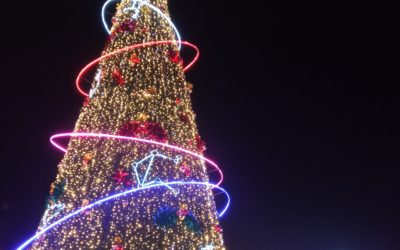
<box><xmin>76</xmin><ymin>40</ymin><xmax>199</xmax><ymax>97</ymax></box>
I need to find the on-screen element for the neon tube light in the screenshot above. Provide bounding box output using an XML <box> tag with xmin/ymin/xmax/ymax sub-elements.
<box><xmin>16</xmin><ymin>181</ymin><xmax>230</xmax><ymax>250</ymax></box>
<box><xmin>50</xmin><ymin>132</ymin><xmax>223</xmax><ymax>186</ymax></box>
<box><xmin>101</xmin><ymin>0</ymin><xmax>182</xmax><ymax>49</ymax></box>
<box><xmin>76</xmin><ymin>40</ymin><xmax>199</xmax><ymax>97</ymax></box>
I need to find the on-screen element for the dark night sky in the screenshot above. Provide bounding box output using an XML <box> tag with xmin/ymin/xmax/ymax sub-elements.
<box><xmin>0</xmin><ymin>0</ymin><xmax>398</xmax><ymax>249</ymax></box>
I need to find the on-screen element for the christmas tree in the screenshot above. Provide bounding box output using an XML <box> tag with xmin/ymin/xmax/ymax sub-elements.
<box><xmin>17</xmin><ymin>0</ymin><xmax>229</xmax><ymax>249</ymax></box>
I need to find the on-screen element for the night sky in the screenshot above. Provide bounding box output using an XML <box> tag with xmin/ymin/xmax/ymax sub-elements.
<box><xmin>0</xmin><ymin>0</ymin><xmax>398</xmax><ymax>249</ymax></box>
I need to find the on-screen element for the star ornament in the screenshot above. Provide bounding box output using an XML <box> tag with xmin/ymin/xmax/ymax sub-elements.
<box><xmin>129</xmin><ymin>53</ymin><xmax>141</xmax><ymax>66</ymax></box>
<box><xmin>112</xmin><ymin>169</ymin><xmax>129</xmax><ymax>185</ymax></box>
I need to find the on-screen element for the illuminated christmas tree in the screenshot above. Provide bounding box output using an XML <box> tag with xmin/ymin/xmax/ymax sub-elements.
<box><xmin>17</xmin><ymin>0</ymin><xmax>229</xmax><ymax>249</ymax></box>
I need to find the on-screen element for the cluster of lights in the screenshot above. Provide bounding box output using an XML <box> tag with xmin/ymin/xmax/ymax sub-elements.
<box><xmin>18</xmin><ymin>0</ymin><xmax>228</xmax><ymax>249</ymax></box>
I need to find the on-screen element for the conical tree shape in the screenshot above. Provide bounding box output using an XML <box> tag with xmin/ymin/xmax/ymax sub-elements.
<box><xmin>28</xmin><ymin>0</ymin><xmax>226</xmax><ymax>249</ymax></box>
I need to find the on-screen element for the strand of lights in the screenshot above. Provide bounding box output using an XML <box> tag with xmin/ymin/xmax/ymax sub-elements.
<box><xmin>101</xmin><ymin>0</ymin><xmax>182</xmax><ymax>49</ymax></box>
<box><xmin>76</xmin><ymin>40</ymin><xmax>199</xmax><ymax>97</ymax></box>
<box><xmin>16</xmin><ymin>181</ymin><xmax>230</xmax><ymax>250</ymax></box>
<box><xmin>50</xmin><ymin>132</ymin><xmax>224</xmax><ymax>186</ymax></box>
<box><xmin>16</xmin><ymin>0</ymin><xmax>230</xmax><ymax>248</ymax></box>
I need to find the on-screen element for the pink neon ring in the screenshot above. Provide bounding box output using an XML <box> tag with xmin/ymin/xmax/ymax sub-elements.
<box><xmin>76</xmin><ymin>40</ymin><xmax>200</xmax><ymax>97</ymax></box>
<box><xmin>50</xmin><ymin>132</ymin><xmax>224</xmax><ymax>186</ymax></box>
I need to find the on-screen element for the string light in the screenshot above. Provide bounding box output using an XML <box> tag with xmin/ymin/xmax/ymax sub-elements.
<box><xmin>16</xmin><ymin>182</ymin><xmax>230</xmax><ymax>250</ymax></box>
<box><xmin>50</xmin><ymin>132</ymin><xmax>224</xmax><ymax>186</ymax></box>
<box><xmin>76</xmin><ymin>40</ymin><xmax>199</xmax><ymax>97</ymax></box>
<box><xmin>18</xmin><ymin>0</ymin><xmax>229</xmax><ymax>249</ymax></box>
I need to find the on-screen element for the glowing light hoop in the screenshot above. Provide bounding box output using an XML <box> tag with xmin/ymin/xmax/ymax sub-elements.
<box><xmin>76</xmin><ymin>40</ymin><xmax>199</xmax><ymax>97</ymax></box>
<box><xmin>101</xmin><ymin>0</ymin><xmax>182</xmax><ymax>49</ymax></box>
<box><xmin>16</xmin><ymin>1</ymin><xmax>230</xmax><ymax>248</ymax></box>
<box><xmin>50</xmin><ymin>132</ymin><xmax>223</xmax><ymax>186</ymax></box>
<box><xmin>15</xmin><ymin>181</ymin><xmax>230</xmax><ymax>250</ymax></box>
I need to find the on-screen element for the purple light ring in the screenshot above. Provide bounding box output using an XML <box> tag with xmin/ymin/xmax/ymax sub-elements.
<box><xmin>50</xmin><ymin>132</ymin><xmax>224</xmax><ymax>186</ymax></box>
<box><xmin>16</xmin><ymin>181</ymin><xmax>230</xmax><ymax>250</ymax></box>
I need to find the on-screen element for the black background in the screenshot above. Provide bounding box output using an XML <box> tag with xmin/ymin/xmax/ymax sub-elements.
<box><xmin>0</xmin><ymin>0</ymin><xmax>398</xmax><ymax>249</ymax></box>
